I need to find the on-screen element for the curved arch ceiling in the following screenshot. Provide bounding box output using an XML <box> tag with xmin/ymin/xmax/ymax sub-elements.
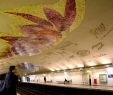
<box><xmin>0</xmin><ymin>0</ymin><xmax>113</xmax><ymax>74</ymax></box>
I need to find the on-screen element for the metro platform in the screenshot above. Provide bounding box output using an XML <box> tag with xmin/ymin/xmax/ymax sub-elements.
<box><xmin>17</xmin><ymin>82</ymin><xmax>113</xmax><ymax>95</ymax></box>
<box><xmin>35</xmin><ymin>82</ymin><xmax>113</xmax><ymax>91</ymax></box>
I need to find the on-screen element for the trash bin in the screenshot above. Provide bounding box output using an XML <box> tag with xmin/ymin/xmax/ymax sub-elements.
<box><xmin>94</xmin><ymin>79</ymin><xmax>97</xmax><ymax>85</ymax></box>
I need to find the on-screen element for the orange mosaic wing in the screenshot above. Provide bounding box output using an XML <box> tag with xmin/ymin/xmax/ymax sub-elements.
<box><xmin>43</xmin><ymin>7</ymin><xmax>64</xmax><ymax>32</ymax></box>
<box><xmin>5</xmin><ymin>12</ymin><xmax>53</xmax><ymax>28</ymax></box>
<box><xmin>64</xmin><ymin>0</ymin><xmax>76</xmax><ymax>29</ymax></box>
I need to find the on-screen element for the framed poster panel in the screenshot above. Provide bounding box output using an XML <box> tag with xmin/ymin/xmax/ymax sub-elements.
<box><xmin>99</xmin><ymin>74</ymin><xmax>107</xmax><ymax>83</ymax></box>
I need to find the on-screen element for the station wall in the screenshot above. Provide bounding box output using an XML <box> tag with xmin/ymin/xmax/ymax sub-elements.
<box><xmin>22</xmin><ymin>67</ymin><xmax>113</xmax><ymax>86</ymax></box>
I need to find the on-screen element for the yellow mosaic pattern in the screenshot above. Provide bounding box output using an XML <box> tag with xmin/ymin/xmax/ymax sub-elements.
<box><xmin>0</xmin><ymin>0</ymin><xmax>85</xmax><ymax>58</ymax></box>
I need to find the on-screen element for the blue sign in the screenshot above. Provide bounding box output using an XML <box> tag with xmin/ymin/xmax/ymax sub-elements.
<box><xmin>108</xmin><ymin>74</ymin><xmax>113</xmax><ymax>78</ymax></box>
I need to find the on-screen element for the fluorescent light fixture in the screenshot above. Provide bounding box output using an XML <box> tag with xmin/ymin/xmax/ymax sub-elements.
<box><xmin>99</xmin><ymin>58</ymin><xmax>112</xmax><ymax>64</ymax></box>
<box><xmin>49</xmin><ymin>68</ymin><xmax>55</xmax><ymax>71</ymax></box>
<box><xmin>87</xmin><ymin>61</ymin><xmax>97</xmax><ymax>66</ymax></box>
<box><xmin>56</xmin><ymin>68</ymin><xmax>61</xmax><ymax>71</ymax></box>
<box><xmin>66</xmin><ymin>64</ymin><xmax>75</xmax><ymax>69</ymax></box>
<box><xmin>77</xmin><ymin>64</ymin><xmax>84</xmax><ymax>68</ymax></box>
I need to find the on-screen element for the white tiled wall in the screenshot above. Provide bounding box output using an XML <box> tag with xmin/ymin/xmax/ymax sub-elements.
<box><xmin>24</xmin><ymin>67</ymin><xmax>113</xmax><ymax>86</ymax></box>
<box><xmin>92</xmin><ymin>67</ymin><xmax>113</xmax><ymax>86</ymax></box>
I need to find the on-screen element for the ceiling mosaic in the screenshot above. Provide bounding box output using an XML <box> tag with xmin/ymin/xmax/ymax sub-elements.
<box><xmin>0</xmin><ymin>0</ymin><xmax>113</xmax><ymax>74</ymax></box>
<box><xmin>0</xmin><ymin>0</ymin><xmax>85</xmax><ymax>58</ymax></box>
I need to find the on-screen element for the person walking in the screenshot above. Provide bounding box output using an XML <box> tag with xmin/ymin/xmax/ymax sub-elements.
<box><xmin>44</xmin><ymin>76</ymin><xmax>46</xmax><ymax>83</ymax></box>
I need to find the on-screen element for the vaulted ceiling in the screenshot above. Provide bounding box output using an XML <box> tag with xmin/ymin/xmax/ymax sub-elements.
<box><xmin>0</xmin><ymin>0</ymin><xmax>113</xmax><ymax>75</ymax></box>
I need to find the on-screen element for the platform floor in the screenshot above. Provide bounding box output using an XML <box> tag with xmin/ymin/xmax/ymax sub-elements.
<box><xmin>31</xmin><ymin>82</ymin><xmax>113</xmax><ymax>91</ymax></box>
<box><xmin>17</xmin><ymin>82</ymin><xmax>113</xmax><ymax>95</ymax></box>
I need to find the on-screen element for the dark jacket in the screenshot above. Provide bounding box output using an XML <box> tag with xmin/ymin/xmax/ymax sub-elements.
<box><xmin>5</xmin><ymin>72</ymin><xmax>18</xmax><ymax>95</ymax></box>
<box><xmin>0</xmin><ymin>80</ymin><xmax>6</xmax><ymax>95</ymax></box>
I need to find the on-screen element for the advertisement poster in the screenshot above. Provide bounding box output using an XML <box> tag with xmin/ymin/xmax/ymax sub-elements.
<box><xmin>108</xmin><ymin>74</ymin><xmax>113</xmax><ymax>78</ymax></box>
<box><xmin>99</xmin><ymin>74</ymin><xmax>107</xmax><ymax>83</ymax></box>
